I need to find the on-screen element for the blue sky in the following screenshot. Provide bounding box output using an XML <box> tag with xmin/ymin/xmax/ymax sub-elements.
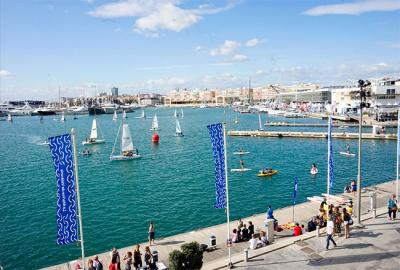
<box><xmin>1</xmin><ymin>0</ymin><xmax>400</xmax><ymax>100</ymax></box>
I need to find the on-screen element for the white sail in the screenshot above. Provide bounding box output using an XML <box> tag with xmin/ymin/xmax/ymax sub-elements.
<box><xmin>60</xmin><ymin>112</ymin><xmax>65</xmax><ymax>122</ymax></box>
<box><xmin>176</xmin><ymin>119</ymin><xmax>182</xmax><ymax>134</ymax></box>
<box><xmin>122</xmin><ymin>110</ymin><xmax>127</xmax><ymax>119</ymax></box>
<box><xmin>151</xmin><ymin>114</ymin><xmax>159</xmax><ymax>130</ymax></box>
<box><xmin>7</xmin><ymin>113</ymin><xmax>12</xmax><ymax>121</ymax></box>
<box><xmin>181</xmin><ymin>108</ymin><xmax>184</xmax><ymax>118</ymax></box>
<box><xmin>113</xmin><ymin>110</ymin><xmax>117</xmax><ymax>121</ymax></box>
<box><xmin>141</xmin><ymin>110</ymin><xmax>145</xmax><ymax>118</ymax></box>
<box><xmin>174</xmin><ymin>109</ymin><xmax>177</xmax><ymax>118</ymax></box>
<box><xmin>121</xmin><ymin>123</ymin><xmax>134</xmax><ymax>152</ymax></box>
<box><xmin>258</xmin><ymin>114</ymin><xmax>263</xmax><ymax>130</ymax></box>
<box><xmin>90</xmin><ymin>119</ymin><xmax>98</xmax><ymax>139</ymax></box>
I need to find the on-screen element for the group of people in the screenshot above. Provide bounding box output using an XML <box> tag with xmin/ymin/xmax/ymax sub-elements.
<box><xmin>343</xmin><ymin>180</ymin><xmax>357</xmax><ymax>195</ymax></box>
<box><xmin>302</xmin><ymin>198</ymin><xmax>353</xmax><ymax>250</ymax></box>
<box><xmin>106</xmin><ymin>245</ymin><xmax>157</xmax><ymax>270</ymax></box>
<box><xmin>76</xmin><ymin>222</ymin><xmax>157</xmax><ymax>270</ymax></box>
<box><xmin>231</xmin><ymin>218</ymin><xmax>255</xmax><ymax>243</ymax></box>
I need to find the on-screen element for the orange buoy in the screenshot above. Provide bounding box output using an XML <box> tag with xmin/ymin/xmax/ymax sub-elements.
<box><xmin>152</xmin><ymin>133</ymin><xmax>159</xmax><ymax>143</ymax></box>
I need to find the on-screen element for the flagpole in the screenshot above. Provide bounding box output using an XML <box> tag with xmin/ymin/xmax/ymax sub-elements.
<box><xmin>327</xmin><ymin>114</ymin><xmax>331</xmax><ymax>198</ymax></box>
<box><xmin>397</xmin><ymin>108</ymin><xmax>400</xmax><ymax>200</ymax></box>
<box><xmin>71</xmin><ymin>128</ymin><xmax>85</xmax><ymax>269</ymax></box>
<box><xmin>222</xmin><ymin>123</ymin><xmax>232</xmax><ymax>268</ymax></box>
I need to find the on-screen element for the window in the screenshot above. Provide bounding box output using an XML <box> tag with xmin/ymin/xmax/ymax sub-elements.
<box><xmin>387</xmin><ymin>89</ymin><xmax>391</xmax><ymax>94</ymax></box>
<box><xmin>391</xmin><ymin>89</ymin><xmax>395</xmax><ymax>94</ymax></box>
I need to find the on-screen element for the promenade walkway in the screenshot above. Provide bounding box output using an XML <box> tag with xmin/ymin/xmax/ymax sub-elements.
<box><xmin>42</xmin><ymin>180</ymin><xmax>397</xmax><ymax>270</ymax></box>
<box><xmin>232</xmin><ymin>210</ymin><xmax>400</xmax><ymax>270</ymax></box>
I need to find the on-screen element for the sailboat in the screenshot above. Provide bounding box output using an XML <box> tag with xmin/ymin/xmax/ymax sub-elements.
<box><xmin>122</xmin><ymin>110</ymin><xmax>127</xmax><ymax>119</ymax></box>
<box><xmin>82</xmin><ymin>118</ymin><xmax>106</xmax><ymax>145</ymax></box>
<box><xmin>110</xmin><ymin>121</ymin><xmax>141</xmax><ymax>160</ymax></box>
<box><xmin>181</xmin><ymin>108</ymin><xmax>184</xmax><ymax>118</ymax></box>
<box><xmin>150</xmin><ymin>114</ymin><xmax>159</xmax><ymax>131</ymax></box>
<box><xmin>136</xmin><ymin>110</ymin><xmax>146</xmax><ymax>119</ymax></box>
<box><xmin>175</xmin><ymin>119</ymin><xmax>184</xmax><ymax>137</ymax></box>
<box><xmin>7</xmin><ymin>113</ymin><xmax>12</xmax><ymax>122</ymax></box>
<box><xmin>173</xmin><ymin>109</ymin><xmax>178</xmax><ymax>118</ymax></box>
<box><xmin>60</xmin><ymin>112</ymin><xmax>65</xmax><ymax>122</ymax></box>
<box><xmin>258</xmin><ymin>113</ymin><xmax>263</xmax><ymax>131</ymax></box>
<box><xmin>113</xmin><ymin>110</ymin><xmax>118</xmax><ymax>121</ymax></box>
<box><xmin>234</xmin><ymin>115</ymin><xmax>238</xmax><ymax>124</ymax></box>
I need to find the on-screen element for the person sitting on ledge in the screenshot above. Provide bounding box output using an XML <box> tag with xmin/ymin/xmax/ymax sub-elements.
<box><xmin>260</xmin><ymin>231</ymin><xmax>269</xmax><ymax>246</ymax></box>
<box><xmin>307</xmin><ymin>217</ymin><xmax>317</xmax><ymax>232</ymax></box>
<box><xmin>232</xmin><ymin>229</ymin><xmax>239</xmax><ymax>243</ymax></box>
<box><xmin>249</xmin><ymin>234</ymin><xmax>258</xmax><ymax>250</ymax></box>
<box><xmin>293</xmin><ymin>223</ymin><xmax>302</xmax><ymax>236</ymax></box>
<box><xmin>242</xmin><ymin>224</ymin><xmax>249</xmax><ymax>240</ymax></box>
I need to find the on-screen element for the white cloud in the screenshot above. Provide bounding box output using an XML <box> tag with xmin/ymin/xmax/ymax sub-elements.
<box><xmin>144</xmin><ymin>77</ymin><xmax>185</xmax><ymax>89</ymax></box>
<box><xmin>82</xmin><ymin>0</ymin><xmax>95</xmax><ymax>4</ymax></box>
<box><xmin>245</xmin><ymin>38</ymin><xmax>260</xmax><ymax>47</ymax></box>
<box><xmin>209</xmin><ymin>40</ymin><xmax>240</xmax><ymax>56</ymax></box>
<box><xmin>255</xmin><ymin>69</ymin><xmax>265</xmax><ymax>75</ymax></box>
<box><xmin>203</xmin><ymin>73</ymin><xmax>239</xmax><ymax>84</ymax></box>
<box><xmin>89</xmin><ymin>0</ymin><xmax>237</xmax><ymax>36</ymax></box>
<box><xmin>194</xmin><ymin>45</ymin><xmax>202</xmax><ymax>52</ymax></box>
<box><xmin>232</xmin><ymin>54</ymin><xmax>248</xmax><ymax>62</ymax></box>
<box><xmin>134</xmin><ymin>3</ymin><xmax>200</xmax><ymax>34</ymax></box>
<box><xmin>303</xmin><ymin>0</ymin><xmax>400</xmax><ymax>16</ymax></box>
<box><xmin>0</xmin><ymin>69</ymin><xmax>13</xmax><ymax>77</ymax></box>
<box><xmin>114</xmin><ymin>27</ymin><xmax>122</xmax><ymax>32</ymax></box>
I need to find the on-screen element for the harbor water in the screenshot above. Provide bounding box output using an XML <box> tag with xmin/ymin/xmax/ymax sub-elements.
<box><xmin>0</xmin><ymin>108</ymin><xmax>397</xmax><ymax>269</ymax></box>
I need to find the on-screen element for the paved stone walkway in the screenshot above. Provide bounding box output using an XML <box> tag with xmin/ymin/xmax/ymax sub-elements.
<box><xmin>42</xmin><ymin>180</ymin><xmax>398</xmax><ymax>270</ymax></box>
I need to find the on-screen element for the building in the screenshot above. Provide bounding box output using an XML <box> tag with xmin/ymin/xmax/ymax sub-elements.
<box><xmin>371</xmin><ymin>78</ymin><xmax>400</xmax><ymax>121</ymax></box>
<box><xmin>279</xmin><ymin>88</ymin><xmax>330</xmax><ymax>103</ymax></box>
<box><xmin>111</xmin><ymin>87</ymin><xmax>118</xmax><ymax>97</ymax></box>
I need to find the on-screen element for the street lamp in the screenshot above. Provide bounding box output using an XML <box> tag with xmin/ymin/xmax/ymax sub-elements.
<box><xmin>355</xmin><ymin>79</ymin><xmax>371</xmax><ymax>226</ymax></box>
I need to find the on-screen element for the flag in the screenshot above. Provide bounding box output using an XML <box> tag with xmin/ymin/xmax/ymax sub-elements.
<box><xmin>328</xmin><ymin>115</ymin><xmax>335</xmax><ymax>188</ymax></box>
<box><xmin>48</xmin><ymin>134</ymin><xmax>78</xmax><ymax>245</ymax></box>
<box><xmin>293</xmin><ymin>176</ymin><xmax>298</xmax><ymax>205</ymax></box>
<box><xmin>207</xmin><ymin>123</ymin><xmax>227</xmax><ymax>209</ymax></box>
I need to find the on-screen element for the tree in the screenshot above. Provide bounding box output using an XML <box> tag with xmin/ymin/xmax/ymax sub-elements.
<box><xmin>168</xmin><ymin>242</ymin><xmax>204</xmax><ymax>270</ymax></box>
<box><xmin>168</xmin><ymin>250</ymin><xmax>186</xmax><ymax>270</ymax></box>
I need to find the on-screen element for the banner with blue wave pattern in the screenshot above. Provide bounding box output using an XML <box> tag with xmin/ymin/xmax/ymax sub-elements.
<box><xmin>328</xmin><ymin>115</ymin><xmax>335</xmax><ymax>188</ymax></box>
<box><xmin>48</xmin><ymin>134</ymin><xmax>78</xmax><ymax>245</ymax></box>
<box><xmin>207</xmin><ymin>123</ymin><xmax>227</xmax><ymax>209</ymax></box>
<box><xmin>293</xmin><ymin>176</ymin><xmax>298</xmax><ymax>205</ymax></box>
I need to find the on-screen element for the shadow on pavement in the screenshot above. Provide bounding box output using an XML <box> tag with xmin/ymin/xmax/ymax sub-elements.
<box><xmin>308</xmin><ymin>251</ymin><xmax>398</xmax><ymax>266</ymax></box>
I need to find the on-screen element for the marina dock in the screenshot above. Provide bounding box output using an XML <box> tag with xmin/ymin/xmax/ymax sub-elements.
<box><xmin>42</xmin><ymin>180</ymin><xmax>397</xmax><ymax>270</ymax></box>
<box><xmin>228</xmin><ymin>130</ymin><xmax>397</xmax><ymax>140</ymax></box>
<box><xmin>265</xmin><ymin>122</ymin><xmax>397</xmax><ymax>128</ymax></box>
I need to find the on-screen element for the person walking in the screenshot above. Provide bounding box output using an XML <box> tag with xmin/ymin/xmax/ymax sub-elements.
<box><xmin>148</xmin><ymin>221</ymin><xmax>156</xmax><ymax>245</ymax></box>
<box><xmin>342</xmin><ymin>208</ymin><xmax>351</xmax><ymax>238</ymax></box>
<box><xmin>326</xmin><ymin>216</ymin><xmax>337</xmax><ymax>250</ymax></box>
<box><xmin>133</xmin><ymin>245</ymin><xmax>142</xmax><ymax>270</ymax></box>
<box><xmin>388</xmin><ymin>194</ymin><xmax>398</xmax><ymax>220</ymax></box>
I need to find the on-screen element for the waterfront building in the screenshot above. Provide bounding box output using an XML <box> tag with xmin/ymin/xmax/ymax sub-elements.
<box><xmin>371</xmin><ymin>78</ymin><xmax>400</xmax><ymax>121</ymax></box>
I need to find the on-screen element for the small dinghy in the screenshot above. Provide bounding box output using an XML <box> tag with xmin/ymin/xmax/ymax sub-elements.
<box><xmin>231</xmin><ymin>168</ymin><xmax>252</xmax><ymax>172</ymax></box>
<box><xmin>310</xmin><ymin>168</ymin><xmax>318</xmax><ymax>175</ymax></box>
<box><xmin>257</xmin><ymin>170</ymin><xmax>278</xmax><ymax>177</ymax></box>
<box><xmin>340</xmin><ymin>151</ymin><xmax>356</xmax><ymax>157</ymax></box>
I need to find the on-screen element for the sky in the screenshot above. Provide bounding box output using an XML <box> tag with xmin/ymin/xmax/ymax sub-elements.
<box><xmin>0</xmin><ymin>0</ymin><xmax>400</xmax><ymax>100</ymax></box>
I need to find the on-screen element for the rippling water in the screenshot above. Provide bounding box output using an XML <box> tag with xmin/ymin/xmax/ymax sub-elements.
<box><xmin>0</xmin><ymin>108</ymin><xmax>396</xmax><ymax>269</ymax></box>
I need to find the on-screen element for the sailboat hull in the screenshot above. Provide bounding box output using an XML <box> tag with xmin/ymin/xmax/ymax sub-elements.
<box><xmin>175</xmin><ymin>133</ymin><xmax>184</xmax><ymax>137</ymax></box>
<box><xmin>82</xmin><ymin>139</ymin><xmax>106</xmax><ymax>145</ymax></box>
<box><xmin>110</xmin><ymin>154</ymin><xmax>141</xmax><ymax>161</ymax></box>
